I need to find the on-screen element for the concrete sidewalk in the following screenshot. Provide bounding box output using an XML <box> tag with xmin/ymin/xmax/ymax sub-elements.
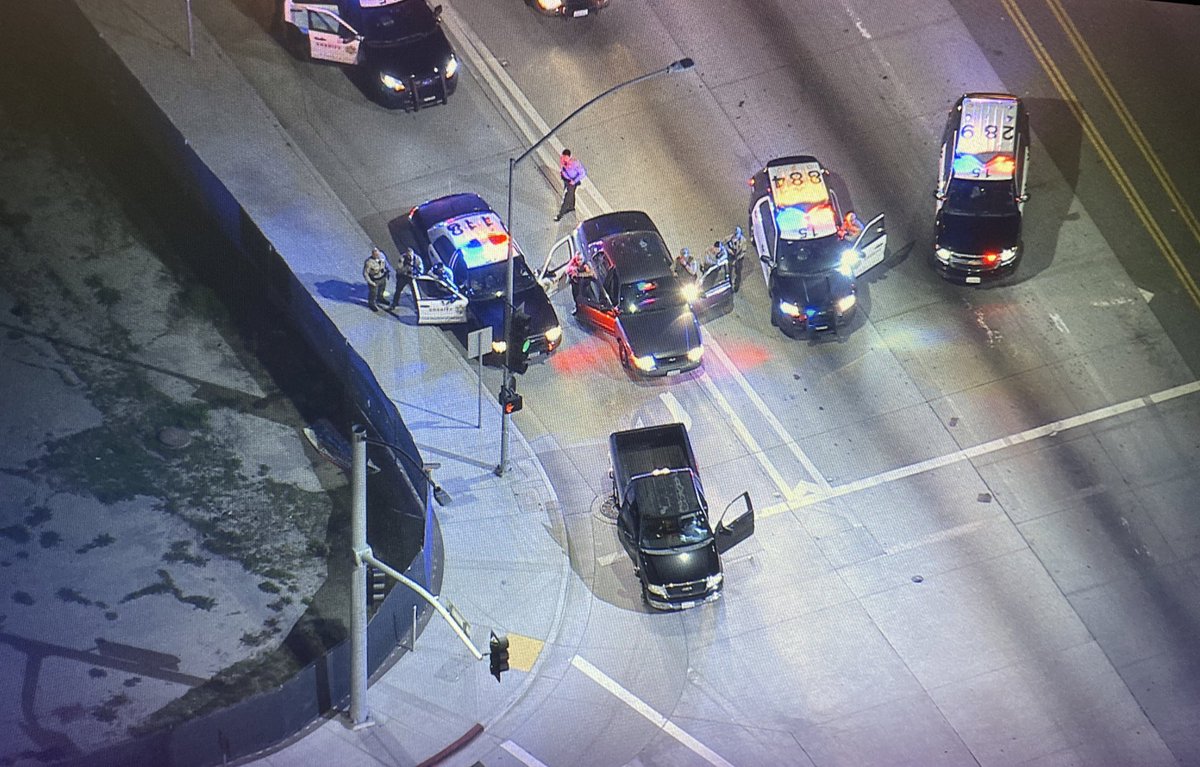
<box><xmin>68</xmin><ymin>1</ymin><xmax>571</xmax><ymax>764</ymax></box>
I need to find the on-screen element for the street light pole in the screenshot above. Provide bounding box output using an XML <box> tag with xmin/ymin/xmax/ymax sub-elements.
<box><xmin>496</xmin><ymin>57</ymin><xmax>695</xmax><ymax>476</ymax></box>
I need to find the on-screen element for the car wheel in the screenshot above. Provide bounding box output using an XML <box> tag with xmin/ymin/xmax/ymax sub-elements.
<box><xmin>618</xmin><ymin>340</ymin><xmax>630</xmax><ymax>369</ymax></box>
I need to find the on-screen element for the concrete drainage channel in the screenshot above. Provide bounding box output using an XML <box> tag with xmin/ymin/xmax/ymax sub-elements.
<box><xmin>1</xmin><ymin>6</ymin><xmax>433</xmax><ymax>767</ymax></box>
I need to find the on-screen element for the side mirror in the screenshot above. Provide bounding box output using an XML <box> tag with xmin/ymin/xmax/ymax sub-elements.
<box><xmin>434</xmin><ymin>4</ymin><xmax>443</xmax><ymax>17</ymax></box>
<box><xmin>934</xmin><ymin>192</ymin><xmax>947</xmax><ymax>201</ymax></box>
<box><xmin>1017</xmin><ymin>194</ymin><xmax>1029</xmax><ymax>203</ymax></box>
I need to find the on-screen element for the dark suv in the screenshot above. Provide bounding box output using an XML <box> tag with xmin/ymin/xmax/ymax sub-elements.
<box><xmin>934</xmin><ymin>93</ymin><xmax>1030</xmax><ymax>283</ymax></box>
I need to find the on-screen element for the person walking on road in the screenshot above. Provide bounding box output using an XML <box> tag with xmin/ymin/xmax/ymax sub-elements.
<box><xmin>363</xmin><ymin>246</ymin><xmax>390</xmax><ymax>312</ymax></box>
<box><xmin>388</xmin><ymin>246</ymin><xmax>418</xmax><ymax>311</ymax></box>
<box><xmin>555</xmin><ymin>148</ymin><xmax>587</xmax><ymax>222</ymax></box>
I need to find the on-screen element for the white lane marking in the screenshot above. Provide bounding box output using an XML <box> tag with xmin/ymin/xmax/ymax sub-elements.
<box><xmin>502</xmin><ymin>740</ymin><xmax>550</xmax><ymax>767</ymax></box>
<box><xmin>704</xmin><ymin>341</ymin><xmax>829</xmax><ymax>493</ymax></box>
<box><xmin>1139</xmin><ymin>287</ymin><xmax>1155</xmax><ymax>303</ymax></box>
<box><xmin>757</xmin><ymin>379</ymin><xmax>1200</xmax><ymax>518</ymax></box>
<box><xmin>1091</xmin><ymin>297</ymin><xmax>1136</xmax><ymax>307</ymax></box>
<box><xmin>571</xmin><ymin>656</ymin><xmax>736</xmax><ymax>767</ymax></box>
<box><xmin>1050</xmin><ymin>313</ymin><xmax>1071</xmax><ymax>333</ymax></box>
<box><xmin>439</xmin><ymin>4</ymin><xmax>607</xmax><ymax>218</ymax></box>
<box><xmin>697</xmin><ymin>371</ymin><xmax>796</xmax><ymax>501</ymax></box>
<box><xmin>659</xmin><ymin>391</ymin><xmax>692</xmax><ymax>431</ymax></box>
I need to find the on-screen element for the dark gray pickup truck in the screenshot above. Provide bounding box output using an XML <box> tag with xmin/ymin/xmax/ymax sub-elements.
<box><xmin>610</xmin><ymin>423</ymin><xmax>754</xmax><ymax>610</ymax></box>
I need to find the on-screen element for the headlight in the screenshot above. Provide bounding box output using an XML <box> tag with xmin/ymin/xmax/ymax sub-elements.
<box><xmin>705</xmin><ymin>572</ymin><xmax>723</xmax><ymax>590</ymax></box>
<box><xmin>779</xmin><ymin>300</ymin><xmax>802</xmax><ymax>317</ymax></box>
<box><xmin>380</xmin><ymin>73</ymin><xmax>406</xmax><ymax>92</ymax></box>
<box><xmin>838</xmin><ymin>248</ymin><xmax>860</xmax><ymax>277</ymax></box>
<box><xmin>646</xmin><ymin>582</ymin><xmax>669</xmax><ymax>597</ymax></box>
<box><xmin>444</xmin><ymin>56</ymin><xmax>458</xmax><ymax>78</ymax></box>
<box><xmin>537</xmin><ymin>0</ymin><xmax>564</xmax><ymax>9</ymax></box>
<box><xmin>687</xmin><ymin>346</ymin><xmax>704</xmax><ymax>362</ymax></box>
<box><xmin>935</xmin><ymin>247</ymin><xmax>952</xmax><ymax>262</ymax></box>
<box><xmin>544</xmin><ymin>326</ymin><xmax>562</xmax><ymax>344</ymax></box>
<box><xmin>999</xmin><ymin>247</ymin><xmax>1017</xmax><ymax>263</ymax></box>
<box><xmin>633</xmin><ymin>355</ymin><xmax>657</xmax><ymax>372</ymax></box>
<box><xmin>681</xmin><ymin>283</ymin><xmax>701</xmax><ymax>303</ymax></box>
<box><xmin>491</xmin><ymin>339</ymin><xmax>507</xmax><ymax>354</ymax></box>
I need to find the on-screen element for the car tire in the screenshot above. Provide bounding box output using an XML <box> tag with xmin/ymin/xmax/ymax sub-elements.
<box><xmin>618</xmin><ymin>340</ymin><xmax>630</xmax><ymax>369</ymax></box>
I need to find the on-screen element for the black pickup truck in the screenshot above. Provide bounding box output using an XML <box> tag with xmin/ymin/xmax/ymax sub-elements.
<box><xmin>610</xmin><ymin>423</ymin><xmax>754</xmax><ymax>610</ymax></box>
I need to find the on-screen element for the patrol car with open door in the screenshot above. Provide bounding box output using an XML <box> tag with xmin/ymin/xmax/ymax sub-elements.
<box><xmin>934</xmin><ymin>93</ymin><xmax>1030</xmax><ymax>283</ymax></box>
<box><xmin>279</xmin><ymin>0</ymin><xmax>459</xmax><ymax>109</ymax></box>
<box><xmin>405</xmin><ymin>193</ymin><xmax>561</xmax><ymax>361</ymax></box>
<box><xmin>748</xmin><ymin>156</ymin><xmax>886</xmax><ymax>336</ymax></box>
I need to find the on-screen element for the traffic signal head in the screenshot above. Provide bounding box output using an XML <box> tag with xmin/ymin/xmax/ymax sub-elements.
<box><xmin>506</xmin><ymin>310</ymin><xmax>532</xmax><ymax>374</ymax></box>
<box><xmin>499</xmin><ymin>385</ymin><xmax>523</xmax><ymax>414</ymax></box>
<box><xmin>489</xmin><ymin>631</ymin><xmax>510</xmax><ymax>682</ymax></box>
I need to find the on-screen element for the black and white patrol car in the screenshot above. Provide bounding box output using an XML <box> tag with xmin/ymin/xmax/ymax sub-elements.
<box><xmin>934</xmin><ymin>93</ymin><xmax>1030</xmax><ymax>283</ymax></box>
<box><xmin>404</xmin><ymin>193</ymin><xmax>562</xmax><ymax>358</ymax></box>
<box><xmin>748</xmin><ymin>156</ymin><xmax>886</xmax><ymax>336</ymax></box>
<box><xmin>280</xmin><ymin>0</ymin><xmax>459</xmax><ymax>109</ymax></box>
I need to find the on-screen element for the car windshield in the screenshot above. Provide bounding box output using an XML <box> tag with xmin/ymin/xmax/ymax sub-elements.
<box><xmin>360</xmin><ymin>0</ymin><xmax>436</xmax><ymax>44</ymax></box>
<box><xmin>456</xmin><ymin>257</ymin><xmax>536</xmax><ymax>299</ymax></box>
<box><xmin>775</xmin><ymin>237</ymin><xmax>842</xmax><ymax>276</ymax></box>
<box><xmin>640</xmin><ymin>511</ymin><xmax>712</xmax><ymax>551</ymax></box>
<box><xmin>620</xmin><ymin>275</ymin><xmax>688</xmax><ymax>314</ymax></box>
<box><xmin>945</xmin><ymin>179</ymin><xmax>1018</xmax><ymax>216</ymax></box>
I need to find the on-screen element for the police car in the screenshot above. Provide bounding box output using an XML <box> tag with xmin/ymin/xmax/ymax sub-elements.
<box><xmin>748</xmin><ymin>156</ymin><xmax>886</xmax><ymax>336</ymax></box>
<box><xmin>526</xmin><ymin>0</ymin><xmax>609</xmax><ymax>17</ymax></box>
<box><xmin>280</xmin><ymin>0</ymin><xmax>459</xmax><ymax>109</ymax></box>
<box><xmin>934</xmin><ymin>93</ymin><xmax>1030</xmax><ymax>283</ymax></box>
<box><xmin>406</xmin><ymin>193</ymin><xmax>562</xmax><ymax>358</ymax></box>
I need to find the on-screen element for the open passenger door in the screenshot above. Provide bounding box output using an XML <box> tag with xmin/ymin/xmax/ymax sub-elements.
<box><xmin>851</xmin><ymin>213</ymin><xmax>886</xmax><ymax>278</ymax></box>
<box><xmin>714</xmin><ymin>492</ymin><xmax>754</xmax><ymax>555</ymax></box>
<box><xmin>537</xmin><ymin>236</ymin><xmax>575</xmax><ymax>294</ymax></box>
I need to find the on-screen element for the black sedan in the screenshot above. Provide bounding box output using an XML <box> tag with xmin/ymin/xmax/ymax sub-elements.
<box><xmin>748</xmin><ymin>156</ymin><xmax>886</xmax><ymax>336</ymax></box>
<box><xmin>545</xmin><ymin>211</ymin><xmax>703</xmax><ymax>377</ymax></box>
<box><xmin>405</xmin><ymin>193</ymin><xmax>561</xmax><ymax>359</ymax></box>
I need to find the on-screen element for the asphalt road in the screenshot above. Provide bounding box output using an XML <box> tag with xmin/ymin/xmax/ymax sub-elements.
<box><xmin>204</xmin><ymin>0</ymin><xmax>1200</xmax><ymax>764</ymax></box>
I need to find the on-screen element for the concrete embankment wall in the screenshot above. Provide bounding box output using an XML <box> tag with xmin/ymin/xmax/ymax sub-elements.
<box><xmin>33</xmin><ymin>2</ymin><xmax>437</xmax><ymax>765</ymax></box>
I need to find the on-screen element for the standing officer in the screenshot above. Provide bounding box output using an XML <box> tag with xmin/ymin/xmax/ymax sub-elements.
<box><xmin>555</xmin><ymin>149</ymin><xmax>587</xmax><ymax>222</ymax></box>
<box><xmin>363</xmin><ymin>246</ymin><xmax>390</xmax><ymax>312</ymax></box>
<box><xmin>389</xmin><ymin>246</ymin><xmax>418</xmax><ymax>311</ymax></box>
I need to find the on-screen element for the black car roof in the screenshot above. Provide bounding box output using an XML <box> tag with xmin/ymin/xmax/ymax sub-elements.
<box><xmin>413</xmin><ymin>193</ymin><xmax>493</xmax><ymax>228</ymax></box>
<box><xmin>579</xmin><ymin>212</ymin><xmax>675</xmax><ymax>282</ymax></box>
<box><xmin>579</xmin><ymin>211</ymin><xmax>658</xmax><ymax>242</ymax></box>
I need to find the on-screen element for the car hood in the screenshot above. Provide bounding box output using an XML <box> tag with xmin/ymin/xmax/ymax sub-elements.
<box><xmin>619</xmin><ymin>307</ymin><xmax>700</xmax><ymax>358</ymax></box>
<box><xmin>641</xmin><ymin>542</ymin><xmax>720</xmax><ymax>586</ymax></box>
<box><xmin>471</xmin><ymin>288</ymin><xmax>560</xmax><ymax>338</ymax></box>
<box><xmin>361</xmin><ymin>29</ymin><xmax>453</xmax><ymax>79</ymax></box>
<box><xmin>772</xmin><ymin>271</ymin><xmax>852</xmax><ymax>311</ymax></box>
<box><xmin>936</xmin><ymin>212</ymin><xmax>1021</xmax><ymax>255</ymax></box>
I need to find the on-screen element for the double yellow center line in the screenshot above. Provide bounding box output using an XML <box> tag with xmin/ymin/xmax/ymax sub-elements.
<box><xmin>1001</xmin><ymin>0</ymin><xmax>1200</xmax><ymax>309</ymax></box>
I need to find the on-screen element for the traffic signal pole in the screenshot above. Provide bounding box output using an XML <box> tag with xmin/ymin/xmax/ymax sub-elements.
<box><xmin>495</xmin><ymin>57</ymin><xmax>694</xmax><ymax>477</ymax></box>
<box><xmin>348</xmin><ymin>427</ymin><xmax>483</xmax><ymax>727</ymax></box>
